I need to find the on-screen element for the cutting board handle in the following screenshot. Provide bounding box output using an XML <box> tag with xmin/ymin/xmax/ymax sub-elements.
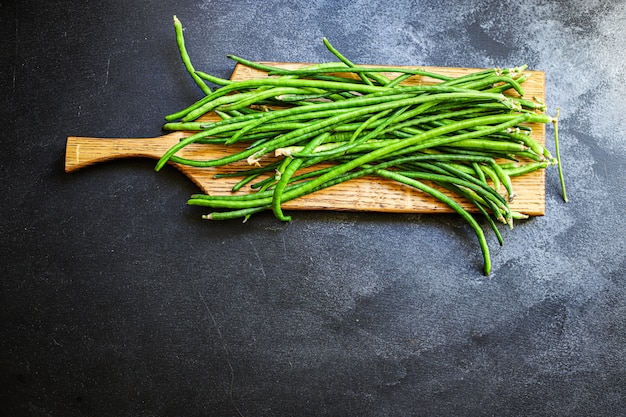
<box><xmin>65</xmin><ymin>132</ymin><xmax>186</xmax><ymax>173</ymax></box>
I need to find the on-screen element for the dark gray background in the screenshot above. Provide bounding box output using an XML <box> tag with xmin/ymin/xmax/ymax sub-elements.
<box><xmin>2</xmin><ymin>0</ymin><xmax>625</xmax><ymax>416</ymax></box>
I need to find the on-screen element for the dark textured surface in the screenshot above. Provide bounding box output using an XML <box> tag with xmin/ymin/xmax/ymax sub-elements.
<box><xmin>1</xmin><ymin>0</ymin><xmax>625</xmax><ymax>416</ymax></box>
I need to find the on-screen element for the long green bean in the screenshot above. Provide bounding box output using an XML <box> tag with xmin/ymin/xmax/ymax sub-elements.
<box><xmin>159</xmin><ymin>17</ymin><xmax>566</xmax><ymax>274</ymax></box>
<box><xmin>173</xmin><ymin>16</ymin><xmax>211</xmax><ymax>95</ymax></box>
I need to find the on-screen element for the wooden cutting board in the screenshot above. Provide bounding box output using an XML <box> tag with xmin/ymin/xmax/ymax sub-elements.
<box><xmin>66</xmin><ymin>62</ymin><xmax>547</xmax><ymax>215</ymax></box>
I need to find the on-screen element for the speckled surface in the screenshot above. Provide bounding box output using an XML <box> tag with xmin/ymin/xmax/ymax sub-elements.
<box><xmin>1</xmin><ymin>0</ymin><xmax>625</xmax><ymax>416</ymax></box>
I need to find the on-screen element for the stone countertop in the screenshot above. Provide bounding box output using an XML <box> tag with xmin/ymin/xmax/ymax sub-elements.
<box><xmin>1</xmin><ymin>1</ymin><xmax>624</xmax><ymax>416</ymax></box>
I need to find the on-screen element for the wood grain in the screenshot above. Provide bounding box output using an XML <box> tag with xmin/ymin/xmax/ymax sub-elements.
<box><xmin>66</xmin><ymin>62</ymin><xmax>547</xmax><ymax>215</ymax></box>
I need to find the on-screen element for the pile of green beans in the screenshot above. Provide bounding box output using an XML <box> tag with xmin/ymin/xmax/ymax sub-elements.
<box><xmin>160</xmin><ymin>17</ymin><xmax>567</xmax><ymax>274</ymax></box>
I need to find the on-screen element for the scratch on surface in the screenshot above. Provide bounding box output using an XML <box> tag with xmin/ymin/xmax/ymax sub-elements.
<box><xmin>245</xmin><ymin>237</ymin><xmax>267</xmax><ymax>278</ymax></box>
<box><xmin>104</xmin><ymin>57</ymin><xmax>111</xmax><ymax>86</ymax></box>
<box><xmin>198</xmin><ymin>291</ymin><xmax>245</xmax><ymax>417</ymax></box>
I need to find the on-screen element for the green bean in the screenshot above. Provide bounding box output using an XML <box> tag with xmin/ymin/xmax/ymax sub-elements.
<box><xmin>186</xmin><ymin>117</ymin><xmax>514</xmax><ymax>210</ymax></box>
<box><xmin>254</xmin><ymin>115</ymin><xmax>527</xmax><ymax>208</ymax></box>
<box><xmin>429</xmin><ymin>161</ymin><xmax>510</xmax><ymax>206</ymax></box>
<box><xmin>375</xmin><ymin>169</ymin><xmax>492</xmax><ymax>275</ymax></box>
<box><xmin>322</xmin><ymin>37</ymin><xmax>391</xmax><ymax>86</ymax></box>
<box><xmin>386</xmin><ymin>73</ymin><xmax>413</xmax><ymax>88</ymax></box>
<box><xmin>266</xmin><ymin>65</ymin><xmax>454</xmax><ymax>82</ymax></box>
<box><xmin>214</xmin><ymin>110</ymin><xmax>233</xmax><ymax>120</ymax></box>
<box><xmin>173</xmin><ymin>16</ymin><xmax>211</xmax><ymax>95</ymax></box>
<box><xmin>217</xmin><ymin>87</ymin><xmax>327</xmax><ymax>112</ymax></box>
<box><xmin>433</xmin><ymin>146</ymin><xmax>517</xmax><ymax>161</ymax></box>
<box><xmin>502</xmin><ymin>160</ymin><xmax>551</xmax><ymax>177</ymax></box>
<box><xmin>296</xmin><ymin>106</ymin><xmax>410</xmax><ymax>158</ymax></box>
<box><xmin>479</xmin><ymin>164</ymin><xmax>501</xmax><ymax>191</ymax></box>
<box><xmin>204</xmin><ymin>206</ymin><xmax>270</xmax><ymax>221</ymax></box>
<box><xmin>349</xmin><ymin>109</ymin><xmax>394</xmax><ymax>144</ymax></box>
<box><xmin>213</xmin><ymin>161</ymin><xmax>281</xmax><ymax>179</ymax></box>
<box><xmin>443</xmin><ymin>139</ymin><xmax>528</xmax><ymax>153</ymax></box>
<box><xmin>180</xmin><ymin>78</ymin><xmax>393</xmax><ymax>121</ymax></box>
<box><xmin>438</xmin><ymin>68</ymin><xmax>500</xmax><ymax>87</ymax></box>
<box><xmin>216</xmin><ymin>91</ymin><xmax>420</xmax><ymax>145</ymax></box>
<box><xmin>485</xmin><ymin>73</ymin><xmax>529</xmax><ymax>94</ymax></box>
<box><xmin>552</xmin><ymin>109</ymin><xmax>568</xmax><ymax>202</ymax></box>
<box><xmin>381</xmin><ymin>114</ymin><xmax>529</xmax><ymax>161</ymax></box>
<box><xmin>459</xmin><ymin>75</ymin><xmax>525</xmax><ymax>96</ymax></box>
<box><xmin>157</xmin><ymin>93</ymin><xmax>515</xmax><ymax>171</ymax></box>
<box><xmin>227</xmin><ymin>55</ymin><xmax>353</xmax><ymax>77</ymax></box>
<box><xmin>272</xmin><ymin>132</ymin><xmax>330</xmax><ymax>221</ymax></box>
<box><xmin>378</xmin><ymin>106</ymin><xmax>498</xmax><ymax>136</ymax></box>
<box><xmin>393</xmin><ymin>169</ymin><xmax>509</xmax><ymax>224</ymax></box>
<box><xmin>160</xmin><ymin>23</ymin><xmax>564</xmax><ymax>273</ymax></box>
<box><xmin>437</xmin><ymin>180</ymin><xmax>504</xmax><ymax>246</ymax></box>
<box><xmin>469</xmin><ymin>162</ymin><xmax>486</xmax><ymax>183</ymax></box>
<box><xmin>231</xmin><ymin>172</ymin><xmax>262</xmax><ymax>192</ymax></box>
<box><xmin>194</xmin><ymin>70</ymin><xmax>232</xmax><ymax>86</ymax></box>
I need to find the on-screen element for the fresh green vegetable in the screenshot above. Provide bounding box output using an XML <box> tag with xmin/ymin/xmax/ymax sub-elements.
<box><xmin>160</xmin><ymin>17</ymin><xmax>567</xmax><ymax>274</ymax></box>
